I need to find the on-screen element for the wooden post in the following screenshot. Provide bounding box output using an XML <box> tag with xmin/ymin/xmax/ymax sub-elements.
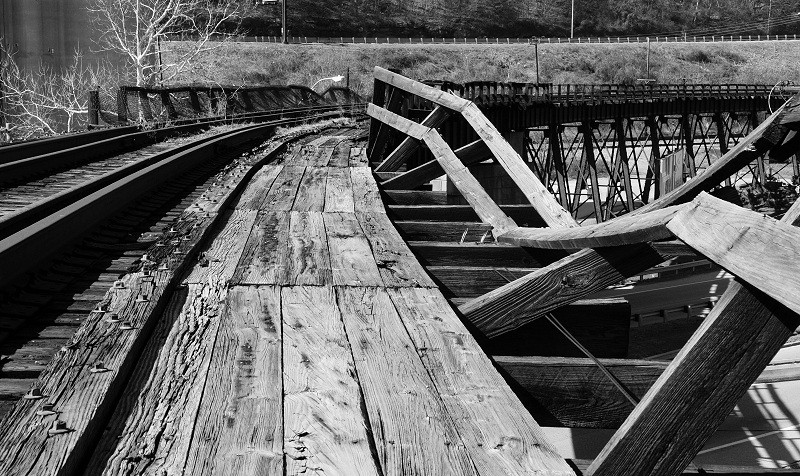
<box><xmin>116</xmin><ymin>87</ymin><xmax>128</xmax><ymax>124</ymax></box>
<box><xmin>367</xmin><ymin>78</ymin><xmax>386</xmax><ymax>153</ymax></box>
<box><xmin>87</xmin><ymin>90</ymin><xmax>100</xmax><ymax>126</ymax></box>
<box><xmin>680</xmin><ymin>114</ymin><xmax>697</xmax><ymax>179</ymax></box>
<box><xmin>367</xmin><ymin>85</ymin><xmax>404</xmax><ymax>163</ymax></box>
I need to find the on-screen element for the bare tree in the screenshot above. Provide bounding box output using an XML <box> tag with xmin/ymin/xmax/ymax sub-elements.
<box><xmin>89</xmin><ymin>0</ymin><xmax>243</xmax><ymax>87</ymax></box>
<box><xmin>0</xmin><ymin>44</ymin><xmax>123</xmax><ymax>143</ymax></box>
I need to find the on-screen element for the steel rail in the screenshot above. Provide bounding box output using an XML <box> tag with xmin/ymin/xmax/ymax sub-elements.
<box><xmin>0</xmin><ymin>111</ymin><xmax>354</xmax><ymax>290</ymax></box>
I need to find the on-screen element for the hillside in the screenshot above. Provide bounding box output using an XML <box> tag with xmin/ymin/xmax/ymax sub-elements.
<box><xmin>236</xmin><ymin>0</ymin><xmax>800</xmax><ymax>38</ymax></box>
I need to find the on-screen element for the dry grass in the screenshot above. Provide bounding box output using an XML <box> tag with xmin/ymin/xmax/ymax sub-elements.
<box><xmin>164</xmin><ymin>41</ymin><xmax>800</xmax><ymax>98</ymax></box>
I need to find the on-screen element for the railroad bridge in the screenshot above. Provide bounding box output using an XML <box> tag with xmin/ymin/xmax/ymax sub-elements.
<box><xmin>0</xmin><ymin>69</ymin><xmax>800</xmax><ymax>475</ymax></box>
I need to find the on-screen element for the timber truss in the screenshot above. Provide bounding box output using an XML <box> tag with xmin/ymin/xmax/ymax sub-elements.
<box><xmin>367</xmin><ymin>66</ymin><xmax>800</xmax><ymax>476</ymax></box>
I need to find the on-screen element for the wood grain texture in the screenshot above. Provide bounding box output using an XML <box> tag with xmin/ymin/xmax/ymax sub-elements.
<box><xmin>356</xmin><ymin>211</ymin><xmax>436</xmax><ymax>288</ymax></box>
<box><xmin>373</xmin><ymin>66</ymin><xmax>471</xmax><ymax>112</ymax></box>
<box><xmin>375</xmin><ymin>106</ymin><xmax>451</xmax><ymax>172</ymax></box>
<box><xmin>286</xmin><ymin>211</ymin><xmax>331</xmax><ymax>285</ymax></box>
<box><xmin>292</xmin><ymin>167</ymin><xmax>328</xmax><ymax>212</ymax></box>
<box><xmin>324</xmin><ymin>168</ymin><xmax>355</xmax><ymax>213</ymax></box>
<box><xmin>366</xmin><ymin>103</ymin><xmax>430</xmax><ymax>140</ymax></box>
<box><xmin>497</xmin><ymin>205</ymin><xmax>682</xmax><ymax>250</ymax></box>
<box><xmin>324</xmin><ymin>212</ymin><xmax>384</xmax><ymax>286</ymax></box>
<box><xmin>422</xmin><ymin>129</ymin><xmax>517</xmax><ymax>235</ymax></box>
<box><xmin>389</xmin><ymin>287</ymin><xmax>576</xmax><ymax>475</ymax></box>
<box><xmin>667</xmin><ymin>193</ymin><xmax>800</xmax><ymax>315</ymax></box>
<box><xmin>460</xmin><ymin>244</ymin><xmax>668</xmax><ymax>338</ymax></box>
<box><xmin>183</xmin><ymin>210</ymin><xmax>257</xmax><ymax>284</ymax></box>
<box><xmin>381</xmin><ymin>139</ymin><xmax>491</xmax><ymax>191</ymax></box>
<box><xmin>461</xmin><ymin>102</ymin><xmax>578</xmax><ymax>229</ymax></box>
<box><xmin>260</xmin><ymin>165</ymin><xmax>305</xmax><ymax>211</ymax></box>
<box><xmin>84</xmin><ymin>280</ymin><xmax>227</xmax><ymax>476</ymax></box>
<box><xmin>393</xmin><ymin>220</ymin><xmax>493</xmax><ymax>242</ymax></box>
<box><xmin>235</xmin><ymin>165</ymin><xmax>284</xmax><ymax>210</ymax></box>
<box><xmin>387</xmin><ymin>204</ymin><xmax>545</xmax><ymax>226</ymax></box>
<box><xmin>349</xmin><ymin>147</ymin><xmax>369</xmax><ymax>168</ymax></box>
<box><xmin>183</xmin><ymin>286</ymin><xmax>283</xmax><ymax>476</ymax></box>
<box><xmin>351</xmin><ymin>167</ymin><xmax>385</xmax><ymax>214</ymax></box>
<box><xmin>282</xmin><ymin>286</ymin><xmax>382</xmax><ymax>476</ymax></box>
<box><xmin>232</xmin><ymin>211</ymin><xmax>290</xmax><ymax>285</ymax></box>
<box><xmin>335</xmin><ymin>286</ymin><xmax>480</xmax><ymax>476</ymax></box>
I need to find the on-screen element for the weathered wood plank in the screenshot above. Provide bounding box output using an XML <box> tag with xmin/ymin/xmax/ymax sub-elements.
<box><xmin>234</xmin><ymin>164</ymin><xmax>284</xmax><ymax>210</ymax></box>
<box><xmin>324</xmin><ymin>168</ymin><xmax>355</xmax><ymax>213</ymax></box>
<box><xmin>356</xmin><ymin>212</ymin><xmax>436</xmax><ymax>288</ymax></box>
<box><xmin>232</xmin><ymin>211</ymin><xmax>290</xmax><ymax>285</ymax></box>
<box><xmin>183</xmin><ymin>286</ymin><xmax>283</xmax><ymax>476</ymax></box>
<box><xmin>367</xmin><ymin>103</ymin><xmax>429</xmax><ymax>140</ymax></box>
<box><xmin>388</xmin><ymin>204</ymin><xmax>545</xmax><ymax>226</ymax></box>
<box><xmin>497</xmin><ymin>205</ymin><xmax>682</xmax><ymax>250</ymax></box>
<box><xmin>461</xmin><ymin>102</ymin><xmax>578</xmax><ymax>229</ymax></box>
<box><xmin>409</xmin><ymin>242</ymin><xmax>544</xmax><ymax>268</ymax></box>
<box><xmin>351</xmin><ymin>167</ymin><xmax>385</xmax><ymax>214</ymax></box>
<box><xmin>373</xmin><ymin>66</ymin><xmax>471</xmax><ymax>112</ymax></box>
<box><xmin>286</xmin><ymin>211</ymin><xmax>331</xmax><ymax>286</ymax></box>
<box><xmin>422</xmin><ymin>129</ymin><xmax>517</xmax><ymax>235</ymax></box>
<box><xmin>375</xmin><ymin>106</ymin><xmax>451</xmax><ymax>172</ymax></box>
<box><xmin>292</xmin><ymin>167</ymin><xmax>327</xmax><ymax>212</ymax></box>
<box><xmin>282</xmin><ymin>286</ymin><xmax>382</xmax><ymax>476</ymax></box>
<box><xmin>385</xmin><ymin>190</ymin><xmax>447</xmax><ymax>205</ymax></box>
<box><xmin>328</xmin><ymin>143</ymin><xmax>353</xmax><ymax>168</ymax></box>
<box><xmin>381</xmin><ymin>140</ymin><xmax>491</xmax><ymax>191</ymax></box>
<box><xmin>324</xmin><ymin>212</ymin><xmax>384</xmax><ymax>287</ymax></box>
<box><xmin>394</xmin><ymin>220</ymin><xmax>493</xmax><ymax>241</ymax></box>
<box><xmin>260</xmin><ymin>165</ymin><xmax>305</xmax><ymax>211</ymax></box>
<box><xmin>667</xmin><ymin>193</ymin><xmax>800</xmax><ymax>316</ymax></box>
<box><xmin>349</xmin><ymin>146</ymin><xmax>368</xmax><ymax>168</ymax></box>
<box><xmin>85</xmin><ymin>280</ymin><xmax>227</xmax><ymax>476</ymax></box>
<box><xmin>335</xmin><ymin>286</ymin><xmax>479</xmax><ymax>475</ymax></box>
<box><xmin>184</xmin><ymin>210</ymin><xmax>258</xmax><ymax>284</ymax></box>
<box><xmin>389</xmin><ymin>287</ymin><xmax>574</xmax><ymax>475</ymax></box>
<box><xmin>460</xmin><ymin>244</ymin><xmax>669</xmax><ymax>338</ymax></box>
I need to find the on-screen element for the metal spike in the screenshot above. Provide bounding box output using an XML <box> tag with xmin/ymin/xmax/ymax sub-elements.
<box><xmin>135</xmin><ymin>294</ymin><xmax>149</xmax><ymax>303</ymax></box>
<box><xmin>36</xmin><ymin>402</ymin><xmax>57</xmax><ymax>416</ymax></box>
<box><xmin>89</xmin><ymin>362</ymin><xmax>110</xmax><ymax>373</ymax></box>
<box><xmin>23</xmin><ymin>387</ymin><xmax>44</xmax><ymax>400</ymax></box>
<box><xmin>119</xmin><ymin>321</ymin><xmax>135</xmax><ymax>331</ymax></box>
<box><xmin>105</xmin><ymin>313</ymin><xmax>121</xmax><ymax>323</ymax></box>
<box><xmin>479</xmin><ymin>230</ymin><xmax>491</xmax><ymax>244</ymax></box>
<box><xmin>113</xmin><ymin>280</ymin><xmax>126</xmax><ymax>289</ymax></box>
<box><xmin>459</xmin><ymin>228</ymin><xmax>469</xmax><ymax>244</ymax></box>
<box><xmin>95</xmin><ymin>302</ymin><xmax>108</xmax><ymax>313</ymax></box>
<box><xmin>47</xmin><ymin>420</ymin><xmax>70</xmax><ymax>435</ymax></box>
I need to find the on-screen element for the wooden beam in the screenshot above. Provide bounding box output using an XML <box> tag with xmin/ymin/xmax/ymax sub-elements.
<box><xmin>496</xmin><ymin>205</ymin><xmax>682</xmax><ymax>250</ymax></box>
<box><xmin>409</xmin><ymin>242</ymin><xmax>544</xmax><ymax>268</ymax></box>
<box><xmin>375</xmin><ymin>106</ymin><xmax>450</xmax><ymax>172</ymax></box>
<box><xmin>586</xmin><ymin>195</ymin><xmax>800</xmax><ymax>476</ymax></box>
<box><xmin>373</xmin><ymin>66</ymin><xmax>471</xmax><ymax>112</ymax></box>
<box><xmin>459</xmin><ymin>243</ymin><xmax>669</xmax><ymax>338</ymax></box>
<box><xmin>367</xmin><ymin>86</ymin><xmax>404</xmax><ymax>162</ymax></box>
<box><xmin>461</xmin><ymin>102</ymin><xmax>578</xmax><ymax>229</ymax></box>
<box><xmin>381</xmin><ymin>139</ymin><xmax>492</xmax><ymax>190</ymax></box>
<box><xmin>667</xmin><ymin>193</ymin><xmax>800</xmax><ymax>317</ymax></box>
<box><xmin>394</xmin><ymin>220</ymin><xmax>492</xmax><ymax>241</ymax></box>
<box><xmin>388</xmin><ymin>204</ymin><xmax>545</xmax><ymax>225</ymax></box>
<box><xmin>385</xmin><ymin>190</ymin><xmax>447</xmax><ymax>205</ymax></box>
<box><xmin>366</xmin><ymin>103</ymin><xmax>429</xmax><ymax>140</ymax></box>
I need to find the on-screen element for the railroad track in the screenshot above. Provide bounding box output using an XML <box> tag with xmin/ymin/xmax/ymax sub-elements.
<box><xmin>0</xmin><ymin>109</ymin><xmax>365</xmax><ymax>418</ymax></box>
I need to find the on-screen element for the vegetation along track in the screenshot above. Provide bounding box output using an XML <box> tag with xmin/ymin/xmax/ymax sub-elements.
<box><xmin>0</xmin><ymin>112</ymin><xmax>365</xmax><ymax>420</ymax></box>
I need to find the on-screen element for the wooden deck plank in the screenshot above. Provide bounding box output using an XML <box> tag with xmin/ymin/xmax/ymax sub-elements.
<box><xmin>349</xmin><ymin>147</ymin><xmax>368</xmax><ymax>168</ymax></box>
<box><xmin>323</xmin><ymin>212</ymin><xmax>384</xmax><ymax>287</ymax></box>
<box><xmin>260</xmin><ymin>165</ymin><xmax>305</xmax><ymax>211</ymax></box>
<box><xmin>292</xmin><ymin>167</ymin><xmax>328</xmax><ymax>212</ymax></box>
<box><xmin>324</xmin><ymin>168</ymin><xmax>355</xmax><ymax>213</ymax></box>
<box><xmin>282</xmin><ymin>286</ymin><xmax>382</xmax><ymax>476</ymax></box>
<box><xmin>234</xmin><ymin>165</ymin><xmax>284</xmax><ymax>210</ymax></box>
<box><xmin>388</xmin><ymin>287</ymin><xmax>575</xmax><ymax>475</ymax></box>
<box><xmin>335</xmin><ymin>285</ymin><xmax>479</xmax><ymax>476</ymax></box>
<box><xmin>356</xmin><ymin>212</ymin><xmax>437</xmax><ymax>288</ymax></box>
<box><xmin>184</xmin><ymin>209</ymin><xmax>258</xmax><ymax>284</ymax></box>
<box><xmin>328</xmin><ymin>143</ymin><xmax>353</xmax><ymax>168</ymax></box>
<box><xmin>351</xmin><ymin>167</ymin><xmax>385</xmax><ymax>214</ymax></box>
<box><xmin>183</xmin><ymin>286</ymin><xmax>283</xmax><ymax>476</ymax></box>
<box><xmin>232</xmin><ymin>211</ymin><xmax>290</xmax><ymax>285</ymax></box>
<box><xmin>286</xmin><ymin>211</ymin><xmax>331</xmax><ymax>285</ymax></box>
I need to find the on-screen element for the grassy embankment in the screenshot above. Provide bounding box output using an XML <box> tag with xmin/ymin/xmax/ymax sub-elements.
<box><xmin>168</xmin><ymin>41</ymin><xmax>800</xmax><ymax>97</ymax></box>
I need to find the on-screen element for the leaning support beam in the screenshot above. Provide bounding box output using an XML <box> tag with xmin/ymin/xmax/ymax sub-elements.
<box><xmin>367</xmin><ymin>86</ymin><xmax>405</xmax><ymax>162</ymax></box>
<box><xmin>375</xmin><ymin>106</ymin><xmax>450</xmax><ymax>172</ymax></box>
<box><xmin>373</xmin><ymin>66</ymin><xmax>471</xmax><ymax>112</ymax></box>
<box><xmin>381</xmin><ymin>139</ymin><xmax>491</xmax><ymax>190</ymax></box>
<box><xmin>587</xmin><ymin>195</ymin><xmax>800</xmax><ymax>476</ymax></box>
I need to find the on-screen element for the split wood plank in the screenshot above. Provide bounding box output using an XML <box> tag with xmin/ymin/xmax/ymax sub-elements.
<box><xmin>328</xmin><ymin>143</ymin><xmax>353</xmax><ymax>168</ymax></box>
<box><xmin>423</xmin><ymin>130</ymin><xmax>517</xmax><ymax>235</ymax></box>
<box><xmin>388</xmin><ymin>287</ymin><xmax>575</xmax><ymax>475</ymax></box>
<box><xmin>84</xmin><ymin>280</ymin><xmax>227</xmax><ymax>476</ymax></box>
<box><xmin>497</xmin><ymin>205</ymin><xmax>682</xmax><ymax>250</ymax></box>
<box><xmin>260</xmin><ymin>165</ymin><xmax>305</xmax><ymax>211</ymax></box>
<box><xmin>182</xmin><ymin>286</ymin><xmax>283</xmax><ymax>476</ymax></box>
<box><xmin>286</xmin><ymin>211</ymin><xmax>332</xmax><ymax>285</ymax></box>
<box><xmin>335</xmin><ymin>286</ymin><xmax>479</xmax><ymax>476</ymax></box>
<box><xmin>282</xmin><ymin>286</ymin><xmax>381</xmax><ymax>476</ymax></box>
<box><xmin>381</xmin><ymin>139</ymin><xmax>492</xmax><ymax>191</ymax></box>
<box><xmin>356</xmin><ymin>211</ymin><xmax>436</xmax><ymax>288</ymax></box>
<box><xmin>460</xmin><ymin>102</ymin><xmax>578</xmax><ymax>229</ymax></box>
<box><xmin>351</xmin><ymin>167</ymin><xmax>385</xmax><ymax>214</ymax></box>
<box><xmin>234</xmin><ymin>164</ymin><xmax>284</xmax><ymax>210</ymax></box>
<box><xmin>323</xmin><ymin>212</ymin><xmax>384</xmax><ymax>286</ymax></box>
<box><xmin>292</xmin><ymin>167</ymin><xmax>328</xmax><ymax>212</ymax></box>
<box><xmin>349</xmin><ymin>147</ymin><xmax>368</xmax><ymax>167</ymax></box>
<box><xmin>231</xmin><ymin>211</ymin><xmax>290</xmax><ymax>285</ymax></box>
<box><xmin>324</xmin><ymin>168</ymin><xmax>356</xmax><ymax>213</ymax></box>
<box><xmin>183</xmin><ymin>209</ymin><xmax>258</xmax><ymax>284</ymax></box>
<box><xmin>460</xmin><ymin>244</ymin><xmax>669</xmax><ymax>338</ymax></box>
<box><xmin>375</xmin><ymin>106</ymin><xmax>451</xmax><ymax>172</ymax></box>
<box><xmin>373</xmin><ymin>66</ymin><xmax>471</xmax><ymax>112</ymax></box>
<box><xmin>667</xmin><ymin>193</ymin><xmax>800</xmax><ymax>318</ymax></box>
<box><xmin>307</xmin><ymin>146</ymin><xmax>335</xmax><ymax>167</ymax></box>
<box><xmin>587</xmin><ymin>195</ymin><xmax>800</xmax><ymax>476</ymax></box>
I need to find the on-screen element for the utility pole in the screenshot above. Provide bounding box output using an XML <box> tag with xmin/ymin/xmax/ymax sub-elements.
<box><xmin>570</xmin><ymin>0</ymin><xmax>575</xmax><ymax>38</ymax></box>
<box><xmin>646</xmin><ymin>37</ymin><xmax>651</xmax><ymax>80</ymax></box>
<box><xmin>282</xmin><ymin>0</ymin><xmax>288</xmax><ymax>43</ymax></box>
<box><xmin>767</xmin><ymin>0</ymin><xmax>772</xmax><ymax>36</ymax></box>
<box><xmin>534</xmin><ymin>40</ymin><xmax>540</xmax><ymax>84</ymax></box>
